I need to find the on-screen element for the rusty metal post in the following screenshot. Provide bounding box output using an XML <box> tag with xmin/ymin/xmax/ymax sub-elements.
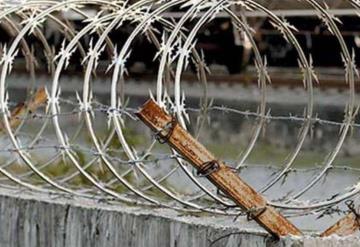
<box><xmin>136</xmin><ymin>99</ymin><xmax>302</xmax><ymax>237</ymax></box>
<box><xmin>321</xmin><ymin>201</ymin><xmax>360</xmax><ymax>237</ymax></box>
<box><xmin>0</xmin><ymin>87</ymin><xmax>47</xmax><ymax>131</ymax></box>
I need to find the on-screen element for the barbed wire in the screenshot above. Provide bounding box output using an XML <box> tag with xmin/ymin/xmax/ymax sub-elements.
<box><xmin>5</xmin><ymin>99</ymin><xmax>360</xmax><ymax>128</ymax></box>
<box><xmin>0</xmin><ymin>0</ymin><xmax>360</xmax><ymax>231</ymax></box>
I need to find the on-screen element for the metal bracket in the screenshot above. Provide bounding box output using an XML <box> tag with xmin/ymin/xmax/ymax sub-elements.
<box><xmin>154</xmin><ymin>115</ymin><xmax>177</xmax><ymax>144</ymax></box>
<box><xmin>247</xmin><ymin>206</ymin><xmax>267</xmax><ymax>221</ymax></box>
<box><xmin>197</xmin><ymin>160</ymin><xmax>220</xmax><ymax>177</ymax></box>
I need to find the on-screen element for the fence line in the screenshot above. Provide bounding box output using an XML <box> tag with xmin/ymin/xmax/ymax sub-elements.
<box><xmin>0</xmin><ymin>0</ymin><xmax>360</xmax><ymax>232</ymax></box>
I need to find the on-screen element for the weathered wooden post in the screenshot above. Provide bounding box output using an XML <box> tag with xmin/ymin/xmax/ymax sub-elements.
<box><xmin>136</xmin><ymin>99</ymin><xmax>302</xmax><ymax>237</ymax></box>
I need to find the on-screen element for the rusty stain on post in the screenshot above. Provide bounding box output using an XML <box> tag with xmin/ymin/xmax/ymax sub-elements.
<box><xmin>321</xmin><ymin>205</ymin><xmax>360</xmax><ymax>237</ymax></box>
<box><xmin>136</xmin><ymin>99</ymin><xmax>302</xmax><ymax>237</ymax></box>
<box><xmin>0</xmin><ymin>87</ymin><xmax>47</xmax><ymax>131</ymax></box>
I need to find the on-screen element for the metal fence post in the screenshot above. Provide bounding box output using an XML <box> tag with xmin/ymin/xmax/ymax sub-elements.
<box><xmin>136</xmin><ymin>99</ymin><xmax>302</xmax><ymax>237</ymax></box>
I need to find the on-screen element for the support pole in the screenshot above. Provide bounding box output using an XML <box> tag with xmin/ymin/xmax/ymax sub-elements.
<box><xmin>0</xmin><ymin>87</ymin><xmax>47</xmax><ymax>131</ymax></box>
<box><xmin>136</xmin><ymin>99</ymin><xmax>302</xmax><ymax>237</ymax></box>
<box><xmin>321</xmin><ymin>201</ymin><xmax>360</xmax><ymax>237</ymax></box>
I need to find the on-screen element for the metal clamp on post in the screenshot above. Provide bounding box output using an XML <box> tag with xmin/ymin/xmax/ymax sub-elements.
<box><xmin>197</xmin><ymin>160</ymin><xmax>220</xmax><ymax>177</ymax></box>
<box><xmin>154</xmin><ymin>115</ymin><xmax>177</xmax><ymax>144</ymax></box>
<box><xmin>345</xmin><ymin>200</ymin><xmax>360</xmax><ymax>229</ymax></box>
<box><xmin>246</xmin><ymin>206</ymin><xmax>267</xmax><ymax>221</ymax></box>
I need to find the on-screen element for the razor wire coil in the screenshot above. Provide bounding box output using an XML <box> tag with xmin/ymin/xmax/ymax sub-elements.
<box><xmin>0</xmin><ymin>0</ymin><xmax>360</xmax><ymax>224</ymax></box>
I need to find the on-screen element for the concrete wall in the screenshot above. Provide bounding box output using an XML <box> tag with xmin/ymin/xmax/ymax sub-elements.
<box><xmin>0</xmin><ymin>187</ymin><xmax>358</xmax><ymax>247</ymax></box>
